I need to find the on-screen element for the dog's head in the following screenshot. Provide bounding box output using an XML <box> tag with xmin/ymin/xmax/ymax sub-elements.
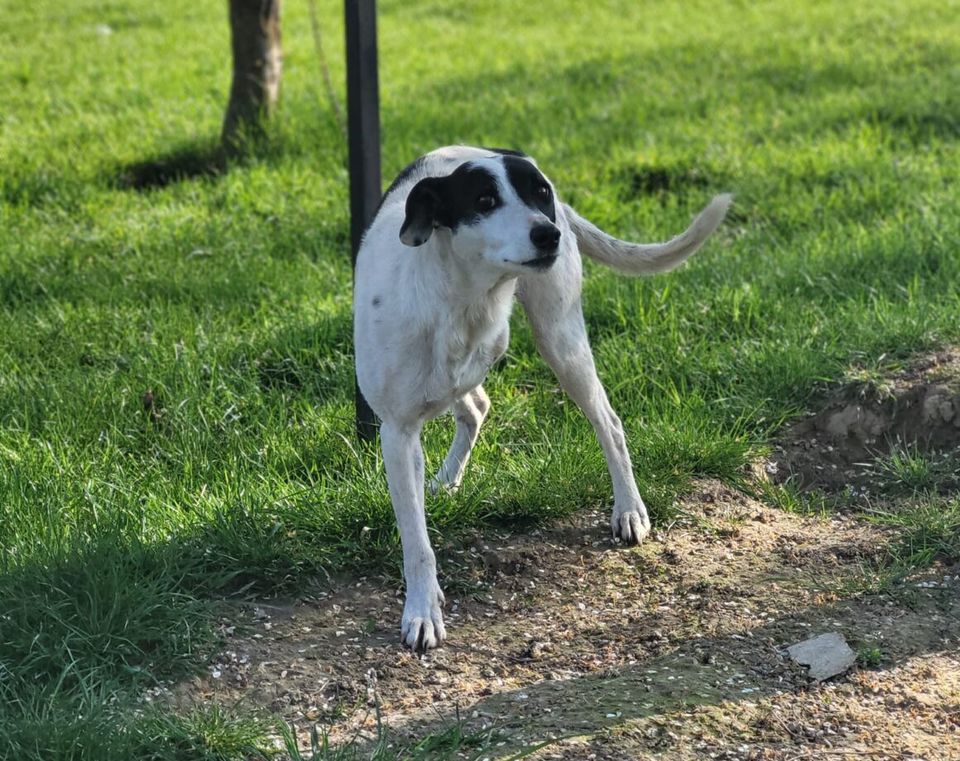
<box><xmin>399</xmin><ymin>153</ymin><xmax>562</xmax><ymax>272</ymax></box>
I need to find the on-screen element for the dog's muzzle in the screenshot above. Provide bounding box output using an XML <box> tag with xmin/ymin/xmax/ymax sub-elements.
<box><xmin>522</xmin><ymin>224</ymin><xmax>561</xmax><ymax>270</ymax></box>
<box><xmin>521</xmin><ymin>254</ymin><xmax>559</xmax><ymax>270</ymax></box>
<box><xmin>530</xmin><ymin>223</ymin><xmax>560</xmax><ymax>253</ymax></box>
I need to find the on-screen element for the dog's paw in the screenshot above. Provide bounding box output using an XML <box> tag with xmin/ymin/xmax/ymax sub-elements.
<box><xmin>427</xmin><ymin>475</ymin><xmax>457</xmax><ymax>497</ymax></box>
<box><xmin>400</xmin><ymin>586</ymin><xmax>446</xmax><ymax>654</ymax></box>
<box><xmin>611</xmin><ymin>504</ymin><xmax>651</xmax><ymax>545</ymax></box>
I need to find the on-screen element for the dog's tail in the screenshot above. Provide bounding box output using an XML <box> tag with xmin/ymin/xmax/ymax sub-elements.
<box><xmin>564</xmin><ymin>194</ymin><xmax>732</xmax><ymax>275</ymax></box>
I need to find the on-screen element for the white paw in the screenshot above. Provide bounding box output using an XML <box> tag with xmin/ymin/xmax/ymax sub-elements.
<box><xmin>427</xmin><ymin>475</ymin><xmax>456</xmax><ymax>496</ymax></box>
<box><xmin>611</xmin><ymin>503</ymin><xmax>651</xmax><ymax>545</ymax></box>
<box><xmin>428</xmin><ymin>466</ymin><xmax>460</xmax><ymax>496</ymax></box>
<box><xmin>400</xmin><ymin>582</ymin><xmax>446</xmax><ymax>654</ymax></box>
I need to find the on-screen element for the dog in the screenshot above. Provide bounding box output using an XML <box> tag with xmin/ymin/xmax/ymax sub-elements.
<box><xmin>354</xmin><ymin>145</ymin><xmax>730</xmax><ymax>652</ymax></box>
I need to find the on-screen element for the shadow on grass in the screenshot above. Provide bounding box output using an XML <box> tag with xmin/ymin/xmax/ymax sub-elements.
<box><xmin>115</xmin><ymin>140</ymin><xmax>227</xmax><ymax>191</ymax></box>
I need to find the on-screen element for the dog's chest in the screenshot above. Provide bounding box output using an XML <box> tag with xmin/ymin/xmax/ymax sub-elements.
<box><xmin>424</xmin><ymin>317</ymin><xmax>508</xmax><ymax>408</ymax></box>
<box><xmin>448</xmin><ymin>328</ymin><xmax>507</xmax><ymax>395</ymax></box>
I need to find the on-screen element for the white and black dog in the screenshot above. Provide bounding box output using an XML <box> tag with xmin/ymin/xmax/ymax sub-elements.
<box><xmin>354</xmin><ymin>145</ymin><xmax>730</xmax><ymax>652</ymax></box>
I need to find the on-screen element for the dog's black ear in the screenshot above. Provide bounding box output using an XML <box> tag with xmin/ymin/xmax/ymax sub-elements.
<box><xmin>400</xmin><ymin>177</ymin><xmax>445</xmax><ymax>247</ymax></box>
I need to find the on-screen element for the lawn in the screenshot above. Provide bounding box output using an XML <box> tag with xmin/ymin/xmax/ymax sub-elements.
<box><xmin>1</xmin><ymin>0</ymin><xmax>959</xmax><ymax>758</ymax></box>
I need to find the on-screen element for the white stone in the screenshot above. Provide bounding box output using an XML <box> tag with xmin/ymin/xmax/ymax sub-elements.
<box><xmin>785</xmin><ymin>632</ymin><xmax>856</xmax><ymax>681</ymax></box>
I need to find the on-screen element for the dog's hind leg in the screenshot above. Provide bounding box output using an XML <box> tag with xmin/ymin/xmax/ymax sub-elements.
<box><xmin>429</xmin><ymin>385</ymin><xmax>490</xmax><ymax>494</ymax></box>
<box><xmin>520</xmin><ymin>268</ymin><xmax>650</xmax><ymax>544</ymax></box>
<box><xmin>380</xmin><ymin>420</ymin><xmax>446</xmax><ymax>652</ymax></box>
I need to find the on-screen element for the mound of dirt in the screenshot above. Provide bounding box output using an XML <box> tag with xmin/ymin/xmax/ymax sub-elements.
<box><xmin>770</xmin><ymin>348</ymin><xmax>960</xmax><ymax>498</ymax></box>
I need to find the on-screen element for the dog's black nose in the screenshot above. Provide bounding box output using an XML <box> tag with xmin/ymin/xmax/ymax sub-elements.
<box><xmin>530</xmin><ymin>224</ymin><xmax>561</xmax><ymax>253</ymax></box>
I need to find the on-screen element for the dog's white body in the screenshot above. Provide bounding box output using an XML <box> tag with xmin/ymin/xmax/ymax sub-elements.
<box><xmin>354</xmin><ymin>146</ymin><xmax>730</xmax><ymax>652</ymax></box>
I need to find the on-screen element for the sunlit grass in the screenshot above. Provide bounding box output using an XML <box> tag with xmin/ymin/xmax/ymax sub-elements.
<box><xmin>2</xmin><ymin>0</ymin><xmax>959</xmax><ymax>756</ymax></box>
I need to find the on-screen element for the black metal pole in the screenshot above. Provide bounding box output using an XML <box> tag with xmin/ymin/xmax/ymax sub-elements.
<box><xmin>345</xmin><ymin>0</ymin><xmax>380</xmax><ymax>441</ymax></box>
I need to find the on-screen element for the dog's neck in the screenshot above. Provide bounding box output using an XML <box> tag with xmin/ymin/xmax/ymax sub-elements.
<box><xmin>418</xmin><ymin>234</ymin><xmax>517</xmax><ymax>358</ymax></box>
<box><xmin>423</xmin><ymin>234</ymin><xmax>517</xmax><ymax>319</ymax></box>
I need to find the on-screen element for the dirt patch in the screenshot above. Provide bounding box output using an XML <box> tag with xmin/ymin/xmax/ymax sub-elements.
<box><xmin>534</xmin><ymin>652</ymin><xmax>960</xmax><ymax>760</ymax></box>
<box><xmin>167</xmin><ymin>480</ymin><xmax>960</xmax><ymax>759</ymax></box>
<box><xmin>769</xmin><ymin>347</ymin><xmax>960</xmax><ymax>499</ymax></box>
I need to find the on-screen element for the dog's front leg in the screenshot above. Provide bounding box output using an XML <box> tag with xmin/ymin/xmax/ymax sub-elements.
<box><xmin>380</xmin><ymin>420</ymin><xmax>446</xmax><ymax>652</ymax></box>
<box><xmin>533</xmin><ymin>312</ymin><xmax>650</xmax><ymax>543</ymax></box>
<box><xmin>522</xmin><ymin>281</ymin><xmax>651</xmax><ymax>544</ymax></box>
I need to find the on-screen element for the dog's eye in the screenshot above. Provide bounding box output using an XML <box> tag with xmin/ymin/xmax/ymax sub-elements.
<box><xmin>477</xmin><ymin>194</ymin><xmax>497</xmax><ymax>211</ymax></box>
<box><xmin>536</xmin><ymin>184</ymin><xmax>551</xmax><ymax>199</ymax></box>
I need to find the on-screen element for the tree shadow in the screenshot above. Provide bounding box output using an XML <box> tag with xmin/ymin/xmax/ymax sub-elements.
<box><xmin>115</xmin><ymin>140</ymin><xmax>227</xmax><ymax>191</ymax></box>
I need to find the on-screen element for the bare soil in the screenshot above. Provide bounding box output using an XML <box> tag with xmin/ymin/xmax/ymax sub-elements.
<box><xmin>171</xmin><ymin>480</ymin><xmax>959</xmax><ymax>759</ymax></box>
<box><xmin>769</xmin><ymin>347</ymin><xmax>960</xmax><ymax>499</ymax></box>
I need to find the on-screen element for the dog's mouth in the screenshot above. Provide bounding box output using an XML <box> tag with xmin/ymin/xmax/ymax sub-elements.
<box><xmin>520</xmin><ymin>254</ymin><xmax>558</xmax><ymax>270</ymax></box>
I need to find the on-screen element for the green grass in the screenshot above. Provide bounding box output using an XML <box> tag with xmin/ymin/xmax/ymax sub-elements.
<box><xmin>2</xmin><ymin>0</ymin><xmax>960</xmax><ymax>757</ymax></box>
<box><xmin>855</xmin><ymin>646</ymin><xmax>887</xmax><ymax>670</ymax></box>
<box><xmin>873</xmin><ymin>444</ymin><xmax>958</xmax><ymax>495</ymax></box>
<box><xmin>275</xmin><ymin>709</ymin><xmax>537</xmax><ymax>761</ymax></box>
<box><xmin>869</xmin><ymin>497</ymin><xmax>960</xmax><ymax>573</ymax></box>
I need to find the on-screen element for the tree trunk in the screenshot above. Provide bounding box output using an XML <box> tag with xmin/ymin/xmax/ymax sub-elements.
<box><xmin>222</xmin><ymin>0</ymin><xmax>282</xmax><ymax>149</ymax></box>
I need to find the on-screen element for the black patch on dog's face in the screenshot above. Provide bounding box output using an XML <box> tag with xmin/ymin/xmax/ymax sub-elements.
<box><xmin>400</xmin><ymin>163</ymin><xmax>501</xmax><ymax>246</ymax></box>
<box><xmin>503</xmin><ymin>156</ymin><xmax>555</xmax><ymax>222</ymax></box>
<box><xmin>436</xmin><ymin>163</ymin><xmax>502</xmax><ymax>230</ymax></box>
